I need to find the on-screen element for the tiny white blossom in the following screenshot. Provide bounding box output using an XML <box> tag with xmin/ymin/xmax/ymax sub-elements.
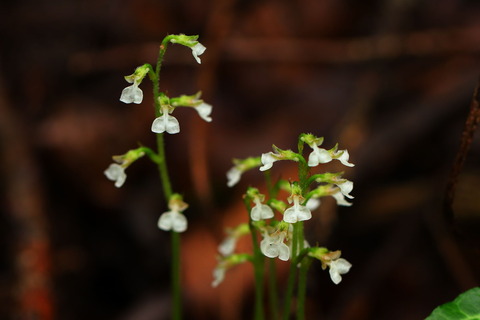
<box><xmin>212</xmin><ymin>265</ymin><xmax>226</xmax><ymax>287</ymax></box>
<box><xmin>328</xmin><ymin>258</ymin><xmax>352</xmax><ymax>284</ymax></box>
<box><xmin>195</xmin><ymin>102</ymin><xmax>212</xmax><ymax>122</ymax></box>
<box><xmin>226</xmin><ymin>167</ymin><xmax>242</xmax><ymax>187</ymax></box>
<box><xmin>283</xmin><ymin>196</ymin><xmax>312</xmax><ymax>223</ymax></box>
<box><xmin>331</xmin><ymin>191</ymin><xmax>352</xmax><ymax>206</ymax></box>
<box><xmin>104</xmin><ymin>163</ymin><xmax>127</xmax><ymax>188</ymax></box>
<box><xmin>308</xmin><ymin>144</ymin><xmax>332</xmax><ymax>167</ymax></box>
<box><xmin>259</xmin><ymin>152</ymin><xmax>278</xmax><ymax>171</ymax></box>
<box><xmin>191</xmin><ymin>42</ymin><xmax>206</xmax><ymax>64</ymax></box>
<box><xmin>157</xmin><ymin>211</ymin><xmax>187</xmax><ymax>232</ymax></box>
<box><xmin>218</xmin><ymin>237</ymin><xmax>237</xmax><ymax>256</ymax></box>
<box><xmin>158</xmin><ymin>196</ymin><xmax>188</xmax><ymax>232</ymax></box>
<box><xmin>151</xmin><ymin>106</ymin><xmax>180</xmax><ymax>134</ymax></box>
<box><xmin>250</xmin><ymin>198</ymin><xmax>274</xmax><ymax>221</ymax></box>
<box><xmin>120</xmin><ymin>82</ymin><xmax>143</xmax><ymax>104</ymax></box>
<box><xmin>333</xmin><ymin>150</ymin><xmax>354</xmax><ymax>167</ymax></box>
<box><xmin>337</xmin><ymin>180</ymin><xmax>354</xmax><ymax>199</ymax></box>
<box><xmin>260</xmin><ymin>231</ymin><xmax>290</xmax><ymax>261</ymax></box>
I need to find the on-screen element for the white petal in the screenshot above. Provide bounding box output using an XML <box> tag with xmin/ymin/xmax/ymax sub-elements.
<box><xmin>120</xmin><ymin>84</ymin><xmax>143</xmax><ymax>104</ymax></box>
<box><xmin>212</xmin><ymin>267</ymin><xmax>225</xmax><ymax>287</ymax></box>
<box><xmin>329</xmin><ymin>268</ymin><xmax>342</xmax><ymax>284</ymax></box>
<box><xmin>171</xmin><ymin>212</ymin><xmax>188</xmax><ymax>232</ymax></box>
<box><xmin>332</xmin><ymin>258</ymin><xmax>352</xmax><ymax>274</ymax></box>
<box><xmin>226</xmin><ymin>167</ymin><xmax>242</xmax><ymax>187</ymax></box>
<box><xmin>157</xmin><ymin>211</ymin><xmax>174</xmax><ymax>231</ymax></box>
<box><xmin>104</xmin><ymin>163</ymin><xmax>126</xmax><ymax>188</ymax></box>
<box><xmin>283</xmin><ymin>206</ymin><xmax>298</xmax><ymax>223</ymax></box>
<box><xmin>332</xmin><ymin>191</ymin><xmax>352</xmax><ymax>206</ymax></box>
<box><xmin>338</xmin><ymin>181</ymin><xmax>354</xmax><ymax>199</ymax></box>
<box><xmin>306</xmin><ymin>198</ymin><xmax>321</xmax><ymax>211</ymax></box>
<box><xmin>283</xmin><ymin>204</ymin><xmax>311</xmax><ymax>223</ymax></box>
<box><xmin>296</xmin><ymin>205</ymin><xmax>312</xmax><ymax>221</ymax></box>
<box><xmin>195</xmin><ymin>102</ymin><xmax>212</xmax><ymax>122</ymax></box>
<box><xmin>337</xmin><ymin>150</ymin><xmax>354</xmax><ymax>167</ymax></box>
<box><xmin>329</xmin><ymin>258</ymin><xmax>352</xmax><ymax>284</ymax></box>
<box><xmin>308</xmin><ymin>146</ymin><xmax>332</xmax><ymax>167</ymax></box>
<box><xmin>251</xmin><ymin>204</ymin><xmax>274</xmax><ymax>221</ymax></box>
<box><xmin>259</xmin><ymin>152</ymin><xmax>277</xmax><ymax>171</ymax></box>
<box><xmin>191</xmin><ymin>43</ymin><xmax>206</xmax><ymax>64</ymax></box>
<box><xmin>219</xmin><ymin>237</ymin><xmax>236</xmax><ymax>256</ymax></box>
<box><xmin>277</xmin><ymin>243</ymin><xmax>290</xmax><ymax>261</ymax></box>
<box><xmin>151</xmin><ymin>114</ymin><xmax>180</xmax><ymax>134</ymax></box>
<box><xmin>165</xmin><ymin>115</ymin><xmax>180</xmax><ymax>134</ymax></box>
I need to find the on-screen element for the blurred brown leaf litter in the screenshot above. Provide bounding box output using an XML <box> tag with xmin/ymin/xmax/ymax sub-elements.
<box><xmin>1</xmin><ymin>0</ymin><xmax>480</xmax><ymax>319</ymax></box>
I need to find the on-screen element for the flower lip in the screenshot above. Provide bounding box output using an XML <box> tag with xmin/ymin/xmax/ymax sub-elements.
<box><xmin>151</xmin><ymin>113</ymin><xmax>180</xmax><ymax>134</ymax></box>
<box><xmin>157</xmin><ymin>211</ymin><xmax>188</xmax><ymax>232</ymax></box>
<box><xmin>191</xmin><ymin>42</ymin><xmax>206</xmax><ymax>64</ymax></box>
<box><xmin>120</xmin><ymin>83</ymin><xmax>143</xmax><ymax>104</ymax></box>
<box><xmin>104</xmin><ymin>163</ymin><xmax>127</xmax><ymax>188</ymax></box>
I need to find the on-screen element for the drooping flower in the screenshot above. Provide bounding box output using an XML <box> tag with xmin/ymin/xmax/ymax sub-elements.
<box><xmin>104</xmin><ymin>163</ymin><xmax>127</xmax><ymax>188</ymax></box>
<box><xmin>226</xmin><ymin>167</ymin><xmax>242</xmax><ymax>187</ymax></box>
<box><xmin>218</xmin><ymin>223</ymin><xmax>249</xmax><ymax>256</ymax></box>
<box><xmin>226</xmin><ymin>157</ymin><xmax>262</xmax><ymax>187</ymax></box>
<box><xmin>191</xmin><ymin>42</ymin><xmax>206</xmax><ymax>64</ymax></box>
<box><xmin>151</xmin><ymin>105</ymin><xmax>180</xmax><ymax>134</ymax></box>
<box><xmin>211</xmin><ymin>253</ymin><xmax>250</xmax><ymax>287</ymax></box>
<box><xmin>158</xmin><ymin>195</ymin><xmax>188</xmax><ymax>232</ymax></box>
<box><xmin>308</xmin><ymin>143</ymin><xmax>332</xmax><ymax>167</ymax></box>
<box><xmin>332</xmin><ymin>149</ymin><xmax>354</xmax><ymax>167</ymax></box>
<box><xmin>328</xmin><ymin>258</ymin><xmax>352</xmax><ymax>284</ymax></box>
<box><xmin>119</xmin><ymin>64</ymin><xmax>149</xmax><ymax>104</ymax></box>
<box><xmin>195</xmin><ymin>102</ymin><xmax>212</xmax><ymax>122</ymax></box>
<box><xmin>169</xmin><ymin>35</ymin><xmax>206</xmax><ymax>64</ymax></box>
<box><xmin>104</xmin><ymin>148</ymin><xmax>146</xmax><ymax>188</ymax></box>
<box><xmin>331</xmin><ymin>191</ymin><xmax>352</xmax><ymax>206</ymax></box>
<box><xmin>336</xmin><ymin>180</ymin><xmax>354</xmax><ymax>199</ymax></box>
<box><xmin>212</xmin><ymin>264</ymin><xmax>227</xmax><ymax>287</ymax></box>
<box><xmin>309</xmin><ymin>248</ymin><xmax>352</xmax><ymax>285</ymax></box>
<box><xmin>250</xmin><ymin>197</ymin><xmax>274</xmax><ymax>221</ymax></box>
<box><xmin>260</xmin><ymin>230</ymin><xmax>290</xmax><ymax>261</ymax></box>
<box><xmin>259</xmin><ymin>152</ymin><xmax>279</xmax><ymax>171</ymax></box>
<box><xmin>120</xmin><ymin>82</ymin><xmax>143</xmax><ymax>104</ymax></box>
<box><xmin>283</xmin><ymin>195</ymin><xmax>312</xmax><ymax>223</ymax></box>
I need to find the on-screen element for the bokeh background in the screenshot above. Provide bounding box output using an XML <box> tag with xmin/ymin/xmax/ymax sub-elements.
<box><xmin>1</xmin><ymin>0</ymin><xmax>480</xmax><ymax>319</ymax></box>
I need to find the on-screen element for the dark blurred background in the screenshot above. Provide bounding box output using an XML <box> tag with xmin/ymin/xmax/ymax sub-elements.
<box><xmin>1</xmin><ymin>0</ymin><xmax>480</xmax><ymax>319</ymax></box>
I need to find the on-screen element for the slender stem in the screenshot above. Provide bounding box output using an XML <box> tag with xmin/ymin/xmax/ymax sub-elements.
<box><xmin>245</xmin><ymin>199</ymin><xmax>265</xmax><ymax>320</ymax></box>
<box><xmin>171</xmin><ymin>230</ymin><xmax>181</xmax><ymax>320</ymax></box>
<box><xmin>152</xmin><ymin>41</ymin><xmax>181</xmax><ymax>320</ymax></box>
<box><xmin>283</xmin><ymin>223</ymin><xmax>300</xmax><ymax>320</ymax></box>
<box><xmin>296</xmin><ymin>257</ymin><xmax>311</xmax><ymax>320</ymax></box>
<box><xmin>268</xmin><ymin>259</ymin><xmax>280</xmax><ymax>320</ymax></box>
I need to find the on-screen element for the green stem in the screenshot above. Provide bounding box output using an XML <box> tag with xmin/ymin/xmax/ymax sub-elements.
<box><xmin>245</xmin><ymin>199</ymin><xmax>265</xmax><ymax>320</ymax></box>
<box><xmin>268</xmin><ymin>259</ymin><xmax>280</xmax><ymax>320</ymax></box>
<box><xmin>296</xmin><ymin>257</ymin><xmax>312</xmax><ymax>320</ymax></box>
<box><xmin>152</xmin><ymin>40</ymin><xmax>181</xmax><ymax>320</ymax></box>
<box><xmin>171</xmin><ymin>231</ymin><xmax>181</xmax><ymax>320</ymax></box>
<box><xmin>283</xmin><ymin>223</ymin><xmax>300</xmax><ymax>320</ymax></box>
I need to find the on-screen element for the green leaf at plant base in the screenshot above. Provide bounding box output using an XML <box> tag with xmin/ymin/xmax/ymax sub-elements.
<box><xmin>425</xmin><ymin>287</ymin><xmax>480</xmax><ymax>320</ymax></box>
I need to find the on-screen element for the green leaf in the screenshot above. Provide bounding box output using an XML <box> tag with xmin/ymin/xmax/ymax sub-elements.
<box><xmin>426</xmin><ymin>287</ymin><xmax>480</xmax><ymax>320</ymax></box>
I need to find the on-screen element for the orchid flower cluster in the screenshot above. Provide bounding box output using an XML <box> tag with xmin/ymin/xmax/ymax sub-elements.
<box><xmin>214</xmin><ymin>133</ymin><xmax>354</xmax><ymax>319</ymax></box>
<box><xmin>104</xmin><ymin>34</ymin><xmax>211</xmax><ymax>229</ymax></box>
<box><xmin>103</xmin><ymin>34</ymin><xmax>209</xmax><ymax>319</ymax></box>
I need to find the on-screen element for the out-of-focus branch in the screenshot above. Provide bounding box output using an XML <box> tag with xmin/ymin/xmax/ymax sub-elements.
<box><xmin>444</xmin><ymin>80</ymin><xmax>480</xmax><ymax>223</ymax></box>
<box><xmin>0</xmin><ymin>79</ymin><xmax>54</xmax><ymax>319</ymax></box>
